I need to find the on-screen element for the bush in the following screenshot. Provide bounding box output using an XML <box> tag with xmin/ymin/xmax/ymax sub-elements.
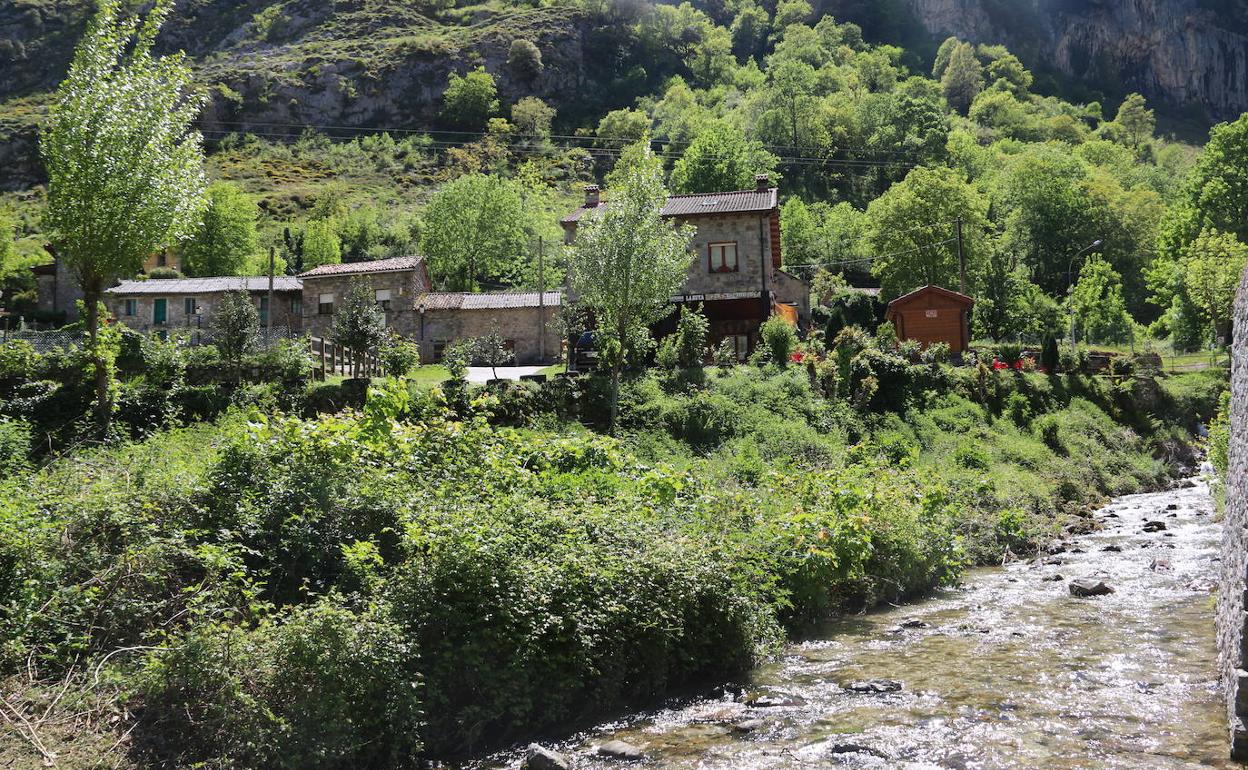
<box><xmin>0</xmin><ymin>341</ymin><xmax>39</xmax><ymax>385</ymax></box>
<box><xmin>897</xmin><ymin>338</ymin><xmax>921</xmax><ymax>361</ymax></box>
<box><xmin>1005</xmin><ymin>391</ymin><xmax>1032</xmax><ymax>426</ymax></box>
<box><xmin>760</xmin><ymin>316</ymin><xmax>798</xmax><ymax>366</ymax></box>
<box><xmin>0</xmin><ymin>419</ymin><xmax>30</xmax><ymax>477</ymax></box>
<box><xmin>380</xmin><ymin>334</ymin><xmax>421</xmax><ymax>378</ymax></box>
<box><xmin>138</xmin><ymin>598</ymin><xmax>423</xmax><ymax>770</ymax></box>
<box><xmin>920</xmin><ymin>341</ymin><xmax>951</xmax><ymax>365</ymax></box>
<box><xmin>953</xmin><ymin>442</ymin><xmax>991</xmax><ymax>470</ymax></box>
<box><xmin>874</xmin><ymin>321</ymin><xmax>898</xmax><ymax>351</ymax></box>
<box><xmin>673</xmin><ymin>305</ymin><xmax>709</xmax><ymax>368</ymax></box>
<box><xmin>251</xmin><ymin>338</ymin><xmax>314</xmax><ymax>383</ymax></box>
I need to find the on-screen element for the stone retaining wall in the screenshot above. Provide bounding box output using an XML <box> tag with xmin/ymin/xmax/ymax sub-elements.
<box><xmin>1218</xmin><ymin>265</ymin><xmax>1248</xmax><ymax>758</ymax></box>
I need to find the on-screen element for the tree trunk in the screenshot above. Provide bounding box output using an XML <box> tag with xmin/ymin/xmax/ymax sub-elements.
<box><xmin>84</xmin><ymin>277</ymin><xmax>110</xmax><ymax>434</ymax></box>
<box><xmin>609</xmin><ymin>360</ymin><xmax>621</xmax><ymax>435</ymax></box>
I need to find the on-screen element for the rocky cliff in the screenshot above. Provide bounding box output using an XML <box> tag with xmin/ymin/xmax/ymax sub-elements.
<box><xmin>883</xmin><ymin>0</ymin><xmax>1248</xmax><ymax>121</ymax></box>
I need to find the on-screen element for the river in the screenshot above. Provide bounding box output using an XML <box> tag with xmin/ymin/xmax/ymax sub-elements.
<box><xmin>487</xmin><ymin>475</ymin><xmax>1231</xmax><ymax>769</ymax></box>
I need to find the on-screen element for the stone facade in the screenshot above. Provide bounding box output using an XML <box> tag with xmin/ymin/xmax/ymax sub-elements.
<box><xmin>408</xmin><ymin>292</ymin><xmax>562</xmax><ymax>365</ymax></box>
<box><xmin>1218</xmin><ymin>264</ymin><xmax>1248</xmax><ymax>759</ymax></box>
<box><xmin>106</xmin><ymin>277</ymin><xmax>303</xmax><ymax>336</ymax></box>
<box><xmin>299</xmin><ymin>258</ymin><xmax>431</xmax><ymax>341</ymax></box>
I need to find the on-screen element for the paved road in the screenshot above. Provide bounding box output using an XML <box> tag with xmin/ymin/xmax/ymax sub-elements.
<box><xmin>465</xmin><ymin>366</ymin><xmax>548</xmax><ymax>383</ymax></box>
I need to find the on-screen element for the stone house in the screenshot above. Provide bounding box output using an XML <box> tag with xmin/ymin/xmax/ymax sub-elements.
<box><xmin>411</xmin><ymin>291</ymin><xmax>563</xmax><ymax>365</ymax></box>
<box><xmin>106</xmin><ymin>276</ymin><xmax>304</xmax><ymax>336</ymax></box>
<box><xmin>560</xmin><ymin>175</ymin><xmax>809</xmax><ymax>360</ymax></box>
<box><xmin>299</xmin><ymin>256</ymin><xmax>432</xmax><ymax>340</ymax></box>
<box><xmin>32</xmin><ymin>248</ymin><xmax>181</xmax><ymax>324</ymax></box>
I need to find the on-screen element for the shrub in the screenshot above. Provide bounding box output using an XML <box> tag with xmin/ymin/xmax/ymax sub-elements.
<box><xmin>251</xmin><ymin>338</ymin><xmax>314</xmax><ymax>383</ymax></box>
<box><xmin>953</xmin><ymin>442</ymin><xmax>991</xmax><ymax>470</ymax></box>
<box><xmin>874</xmin><ymin>321</ymin><xmax>898</xmax><ymax>351</ymax></box>
<box><xmin>138</xmin><ymin>598</ymin><xmax>423</xmax><ymax>770</ymax></box>
<box><xmin>673</xmin><ymin>305</ymin><xmax>709</xmax><ymax>368</ymax></box>
<box><xmin>380</xmin><ymin>334</ymin><xmax>421</xmax><ymax>378</ymax></box>
<box><xmin>1005</xmin><ymin>391</ymin><xmax>1032</xmax><ymax>425</ymax></box>
<box><xmin>996</xmin><ymin>342</ymin><xmax>1022</xmax><ymax>365</ymax></box>
<box><xmin>897</xmin><ymin>338</ymin><xmax>921</xmax><ymax>361</ymax></box>
<box><xmin>713</xmin><ymin>338</ymin><xmax>737</xmax><ymax>368</ymax></box>
<box><xmin>920</xmin><ymin>341</ymin><xmax>951</xmax><ymax>365</ymax></box>
<box><xmin>760</xmin><ymin>316</ymin><xmax>798</xmax><ymax>366</ymax></box>
<box><xmin>0</xmin><ymin>419</ymin><xmax>30</xmax><ymax>477</ymax></box>
<box><xmin>0</xmin><ymin>341</ymin><xmax>39</xmax><ymax>385</ymax></box>
<box><xmin>1034</xmin><ymin>414</ymin><xmax>1064</xmax><ymax>453</ymax></box>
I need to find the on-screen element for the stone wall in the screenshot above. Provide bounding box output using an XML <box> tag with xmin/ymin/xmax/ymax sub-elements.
<box><xmin>1218</xmin><ymin>265</ymin><xmax>1248</xmax><ymax>759</ymax></box>
<box><xmin>108</xmin><ymin>290</ymin><xmax>303</xmax><ymax>336</ymax></box>
<box><xmin>407</xmin><ymin>305</ymin><xmax>562</xmax><ymax>365</ymax></box>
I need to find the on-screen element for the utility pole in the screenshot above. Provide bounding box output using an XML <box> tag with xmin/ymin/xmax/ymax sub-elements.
<box><xmin>955</xmin><ymin>217</ymin><xmax>966</xmax><ymax>294</ymax></box>
<box><xmin>267</xmin><ymin>245</ymin><xmax>275</xmax><ymax>337</ymax></box>
<box><xmin>537</xmin><ymin>237</ymin><xmax>546</xmax><ymax>362</ymax></box>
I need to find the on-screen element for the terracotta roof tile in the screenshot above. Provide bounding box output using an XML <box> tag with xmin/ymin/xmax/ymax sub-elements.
<box><xmin>107</xmin><ymin>276</ymin><xmax>302</xmax><ymax>295</ymax></box>
<box><xmin>561</xmin><ymin>188</ymin><xmax>778</xmax><ymax>224</ymax></box>
<box><xmin>415</xmin><ymin>291</ymin><xmax>562</xmax><ymax>311</ymax></box>
<box><xmin>299</xmin><ymin>256</ymin><xmax>424</xmax><ymax>278</ymax></box>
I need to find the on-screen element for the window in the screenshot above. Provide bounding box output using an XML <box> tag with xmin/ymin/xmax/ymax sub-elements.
<box><xmin>184</xmin><ymin>297</ymin><xmax>197</xmax><ymax>316</ymax></box>
<box><xmin>258</xmin><ymin>296</ymin><xmax>269</xmax><ymax>326</ymax></box>
<box><xmin>291</xmin><ymin>296</ymin><xmax>303</xmax><ymax>316</ymax></box>
<box><xmin>123</xmin><ymin>299</ymin><xmax>136</xmax><ymax>317</ymax></box>
<box><xmin>432</xmin><ymin>340</ymin><xmax>448</xmax><ymax>361</ymax></box>
<box><xmin>726</xmin><ymin>334</ymin><xmax>749</xmax><ymax>361</ymax></box>
<box><xmin>708</xmin><ymin>242</ymin><xmax>738</xmax><ymax>273</ymax></box>
<box><xmin>375</xmin><ymin>288</ymin><xmax>392</xmax><ymax>311</ymax></box>
<box><xmin>318</xmin><ymin>293</ymin><xmax>334</xmax><ymax>315</ymax></box>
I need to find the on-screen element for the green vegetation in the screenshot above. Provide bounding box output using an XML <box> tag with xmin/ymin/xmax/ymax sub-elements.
<box><xmin>0</xmin><ymin>317</ymin><xmax>1227</xmax><ymax>767</ymax></box>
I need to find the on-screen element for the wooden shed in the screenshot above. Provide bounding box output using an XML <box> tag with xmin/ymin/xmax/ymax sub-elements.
<box><xmin>885</xmin><ymin>285</ymin><xmax>974</xmax><ymax>353</ymax></box>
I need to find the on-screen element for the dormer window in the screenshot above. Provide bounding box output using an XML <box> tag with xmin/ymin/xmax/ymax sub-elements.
<box><xmin>708</xmin><ymin>242</ymin><xmax>738</xmax><ymax>273</ymax></box>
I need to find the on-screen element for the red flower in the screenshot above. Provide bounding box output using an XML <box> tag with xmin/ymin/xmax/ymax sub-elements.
<box><xmin>992</xmin><ymin>359</ymin><xmax>1008</xmax><ymax>370</ymax></box>
<box><xmin>1013</xmin><ymin>359</ymin><xmax>1023</xmax><ymax>370</ymax></box>
<box><xmin>791</xmin><ymin>352</ymin><xmax>804</xmax><ymax>362</ymax></box>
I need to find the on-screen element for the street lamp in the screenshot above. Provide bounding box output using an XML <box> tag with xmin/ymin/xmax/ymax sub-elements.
<box><xmin>1067</xmin><ymin>239</ymin><xmax>1103</xmax><ymax>347</ymax></box>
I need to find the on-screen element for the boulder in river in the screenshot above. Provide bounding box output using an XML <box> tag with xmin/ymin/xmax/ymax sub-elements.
<box><xmin>1165</xmin><ymin>503</ymin><xmax>1180</xmax><ymax>510</ymax></box>
<box><xmin>1100</xmin><ymin>545</ymin><xmax>1123</xmax><ymax>552</ymax></box>
<box><xmin>1142</xmin><ymin>521</ymin><xmax>1167</xmax><ymax>532</ymax></box>
<box><xmin>523</xmin><ymin>744</ymin><xmax>572</xmax><ymax>770</ymax></box>
<box><xmin>1042</xmin><ymin>573</ymin><xmax>1064</xmax><ymax>582</ymax></box>
<box><xmin>731</xmin><ymin>719</ymin><xmax>766</xmax><ymax>733</ymax></box>
<box><xmin>900</xmin><ymin>618</ymin><xmax>929</xmax><ymax>628</ymax></box>
<box><xmin>596</xmin><ymin>740</ymin><xmax>644</xmax><ymax>760</ymax></box>
<box><xmin>744</xmin><ymin>693</ymin><xmax>805</xmax><ymax>708</ymax></box>
<box><xmin>829</xmin><ymin>742</ymin><xmax>890</xmax><ymax>759</ymax></box>
<box><xmin>1069</xmin><ymin>579</ymin><xmax>1115</xmax><ymax>597</ymax></box>
<box><xmin>846</xmin><ymin>679</ymin><xmax>903</xmax><ymax>693</ymax></box>
<box><xmin>1150</xmin><ymin>556</ymin><xmax>1173</xmax><ymax>571</ymax></box>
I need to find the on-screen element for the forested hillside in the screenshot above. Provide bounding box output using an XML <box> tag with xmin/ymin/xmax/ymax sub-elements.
<box><xmin>3</xmin><ymin>0</ymin><xmax>1247</xmax><ymax>353</ymax></box>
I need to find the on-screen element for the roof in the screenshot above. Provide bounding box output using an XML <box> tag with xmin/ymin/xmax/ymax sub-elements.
<box><xmin>886</xmin><ymin>284</ymin><xmax>974</xmax><ymax>310</ymax></box>
<box><xmin>299</xmin><ymin>256</ymin><xmax>424</xmax><ymax>278</ymax></box>
<box><xmin>107</xmin><ymin>276</ymin><xmax>303</xmax><ymax>295</ymax></box>
<box><xmin>561</xmin><ymin>187</ymin><xmax>779</xmax><ymax>225</ymax></box>
<box><xmin>415</xmin><ymin>291</ymin><xmax>563</xmax><ymax>311</ymax></box>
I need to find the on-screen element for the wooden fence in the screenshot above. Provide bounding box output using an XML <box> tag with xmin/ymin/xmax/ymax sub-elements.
<box><xmin>310</xmin><ymin>336</ymin><xmax>384</xmax><ymax>380</ymax></box>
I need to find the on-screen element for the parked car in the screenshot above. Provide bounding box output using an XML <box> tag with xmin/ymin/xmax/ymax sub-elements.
<box><xmin>572</xmin><ymin>330</ymin><xmax>598</xmax><ymax>372</ymax></box>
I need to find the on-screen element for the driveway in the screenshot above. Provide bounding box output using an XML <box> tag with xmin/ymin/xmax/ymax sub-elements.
<box><xmin>465</xmin><ymin>366</ymin><xmax>548</xmax><ymax>383</ymax></box>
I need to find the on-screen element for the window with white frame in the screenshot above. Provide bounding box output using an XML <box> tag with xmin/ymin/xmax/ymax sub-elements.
<box><xmin>708</xmin><ymin>242</ymin><xmax>738</xmax><ymax>273</ymax></box>
<box><xmin>375</xmin><ymin>288</ymin><xmax>392</xmax><ymax>311</ymax></box>
<box><xmin>318</xmin><ymin>293</ymin><xmax>334</xmax><ymax>315</ymax></box>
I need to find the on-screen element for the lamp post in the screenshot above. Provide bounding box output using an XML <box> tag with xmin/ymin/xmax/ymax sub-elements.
<box><xmin>1066</xmin><ymin>239</ymin><xmax>1103</xmax><ymax>348</ymax></box>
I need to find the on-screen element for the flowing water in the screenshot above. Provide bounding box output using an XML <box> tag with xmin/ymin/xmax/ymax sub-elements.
<box><xmin>487</xmin><ymin>475</ymin><xmax>1234</xmax><ymax>769</ymax></box>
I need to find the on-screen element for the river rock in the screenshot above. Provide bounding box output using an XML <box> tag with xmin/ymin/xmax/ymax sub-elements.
<box><xmin>731</xmin><ymin>718</ymin><xmax>766</xmax><ymax>733</ymax></box>
<box><xmin>1042</xmin><ymin>573</ymin><xmax>1064</xmax><ymax>582</ymax></box>
<box><xmin>1044</xmin><ymin>540</ymin><xmax>1067</xmax><ymax>554</ymax></box>
<box><xmin>1150</xmin><ymin>556</ymin><xmax>1173</xmax><ymax>571</ymax></box>
<box><xmin>1142</xmin><ymin>521</ymin><xmax>1167</xmax><ymax>532</ymax></box>
<box><xmin>1100</xmin><ymin>544</ymin><xmax>1123</xmax><ymax>552</ymax></box>
<box><xmin>745</xmin><ymin>693</ymin><xmax>804</xmax><ymax>708</ymax></box>
<box><xmin>1069</xmin><ymin>579</ymin><xmax>1115</xmax><ymax>597</ymax></box>
<box><xmin>596</xmin><ymin>740</ymin><xmax>644</xmax><ymax>760</ymax></box>
<box><xmin>1166</xmin><ymin>503</ymin><xmax>1180</xmax><ymax>510</ymax></box>
<box><xmin>523</xmin><ymin>744</ymin><xmax>572</xmax><ymax>770</ymax></box>
<box><xmin>900</xmin><ymin>618</ymin><xmax>929</xmax><ymax>628</ymax></box>
<box><xmin>829</xmin><ymin>742</ymin><xmax>890</xmax><ymax>758</ymax></box>
<box><xmin>846</xmin><ymin>679</ymin><xmax>903</xmax><ymax>693</ymax></box>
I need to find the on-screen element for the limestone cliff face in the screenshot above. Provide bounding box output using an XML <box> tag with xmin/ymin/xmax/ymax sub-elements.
<box><xmin>897</xmin><ymin>0</ymin><xmax>1248</xmax><ymax>120</ymax></box>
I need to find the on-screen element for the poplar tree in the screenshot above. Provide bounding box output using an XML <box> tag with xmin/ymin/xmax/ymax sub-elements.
<box><xmin>568</xmin><ymin>141</ymin><xmax>695</xmax><ymax>431</ymax></box>
<box><xmin>41</xmin><ymin>0</ymin><xmax>206</xmax><ymax>431</ymax></box>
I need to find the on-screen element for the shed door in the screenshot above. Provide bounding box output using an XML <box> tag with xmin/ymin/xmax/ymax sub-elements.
<box><xmin>153</xmin><ymin>298</ymin><xmax>167</xmax><ymax>325</ymax></box>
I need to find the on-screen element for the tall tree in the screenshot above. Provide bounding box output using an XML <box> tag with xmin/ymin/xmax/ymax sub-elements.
<box><xmin>1180</xmin><ymin>228</ymin><xmax>1248</xmax><ymax>346</ymax></box>
<box><xmin>212</xmin><ymin>290</ymin><xmax>259</xmax><ymax>375</ymax></box>
<box><xmin>940</xmin><ymin>42</ymin><xmax>983</xmax><ymax>114</ymax></box>
<box><xmin>669</xmin><ymin>121</ymin><xmax>778</xmax><ymax>193</ymax></box>
<box><xmin>419</xmin><ymin>174</ymin><xmax>530</xmax><ymax>291</ymax></box>
<box><xmin>333</xmin><ymin>280</ymin><xmax>387</xmax><ymax>378</ymax></box>
<box><xmin>302</xmin><ymin>219</ymin><xmax>341</xmax><ymax>268</ymax></box>
<box><xmin>1157</xmin><ymin>113</ymin><xmax>1248</xmax><ymax>260</ymax></box>
<box><xmin>440</xmin><ymin>67</ymin><xmax>499</xmax><ymax>130</ymax></box>
<box><xmin>568</xmin><ymin>141</ymin><xmax>695</xmax><ymax>430</ymax></box>
<box><xmin>1067</xmin><ymin>255</ymin><xmax>1132</xmax><ymax>344</ymax></box>
<box><xmin>41</xmin><ymin>0</ymin><xmax>206</xmax><ymax>430</ymax></box>
<box><xmin>1113</xmin><ymin>93</ymin><xmax>1155</xmax><ymax>148</ymax></box>
<box><xmin>181</xmin><ymin>182</ymin><xmax>257</xmax><ymax>277</ymax></box>
<box><xmin>865</xmin><ymin>166</ymin><xmax>987</xmax><ymax>298</ymax></box>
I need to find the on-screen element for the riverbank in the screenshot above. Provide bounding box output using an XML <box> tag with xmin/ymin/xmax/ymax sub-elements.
<box><xmin>498</xmin><ymin>475</ymin><xmax>1230</xmax><ymax>769</ymax></box>
<box><xmin>0</xmin><ymin>367</ymin><xmax>1227</xmax><ymax>768</ymax></box>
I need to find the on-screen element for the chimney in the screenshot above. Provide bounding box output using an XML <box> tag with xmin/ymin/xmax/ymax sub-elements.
<box><xmin>755</xmin><ymin>174</ymin><xmax>770</xmax><ymax>192</ymax></box>
<box><xmin>583</xmin><ymin>184</ymin><xmax>601</xmax><ymax>208</ymax></box>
